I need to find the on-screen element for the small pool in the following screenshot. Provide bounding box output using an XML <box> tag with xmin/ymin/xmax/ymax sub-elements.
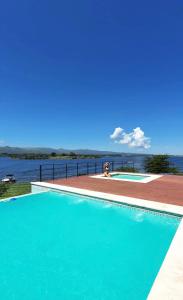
<box><xmin>91</xmin><ymin>172</ymin><xmax>162</xmax><ymax>183</ymax></box>
<box><xmin>111</xmin><ymin>173</ymin><xmax>149</xmax><ymax>181</ymax></box>
<box><xmin>0</xmin><ymin>191</ymin><xmax>180</xmax><ymax>300</ymax></box>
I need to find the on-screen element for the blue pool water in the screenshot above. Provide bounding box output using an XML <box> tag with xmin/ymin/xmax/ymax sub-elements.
<box><xmin>111</xmin><ymin>173</ymin><xmax>149</xmax><ymax>181</ymax></box>
<box><xmin>0</xmin><ymin>191</ymin><xmax>180</xmax><ymax>300</ymax></box>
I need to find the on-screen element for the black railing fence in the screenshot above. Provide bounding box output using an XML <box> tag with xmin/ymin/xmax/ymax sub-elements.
<box><xmin>2</xmin><ymin>157</ymin><xmax>183</xmax><ymax>184</ymax></box>
<box><xmin>1</xmin><ymin>156</ymin><xmax>183</xmax><ymax>199</ymax></box>
<box><xmin>0</xmin><ymin>160</ymin><xmax>136</xmax><ymax>184</ymax></box>
<box><xmin>38</xmin><ymin>160</ymin><xmax>135</xmax><ymax>182</ymax></box>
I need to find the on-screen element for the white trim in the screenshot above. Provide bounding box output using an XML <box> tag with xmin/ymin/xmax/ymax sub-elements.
<box><xmin>90</xmin><ymin>172</ymin><xmax>162</xmax><ymax>183</ymax></box>
<box><xmin>147</xmin><ymin>219</ymin><xmax>183</xmax><ymax>300</ymax></box>
<box><xmin>31</xmin><ymin>182</ymin><xmax>183</xmax><ymax>216</ymax></box>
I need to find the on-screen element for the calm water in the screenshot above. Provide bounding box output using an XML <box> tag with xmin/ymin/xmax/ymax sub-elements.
<box><xmin>0</xmin><ymin>155</ymin><xmax>144</xmax><ymax>181</ymax></box>
<box><xmin>0</xmin><ymin>191</ymin><xmax>179</xmax><ymax>300</ymax></box>
<box><xmin>111</xmin><ymin>173</ymin><xmax>148</xmax><ymax>181</ymax></box>
<box><xmin>0</xmin><ymin>155</ymin><xmax>183</xmax><ymax>181</ymax></box>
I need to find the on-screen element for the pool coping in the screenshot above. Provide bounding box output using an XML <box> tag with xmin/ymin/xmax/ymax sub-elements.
<box><xmin>31</xmin><ymin>182</ymin><xmax>183</xmax><ymax>216</ymax></box>
<box><xmin>147</xmin><ymin>219</ymin><xmax>183</xmax><ymax>300</ymax></box>
<box><xmin>90</xmin><ymin>172</ymin><xmax>162</xmax><ymax>183</ymax></box>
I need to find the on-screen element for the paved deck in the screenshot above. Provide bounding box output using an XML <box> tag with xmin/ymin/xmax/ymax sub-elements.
<box><xmin>50</xmin><ymin>175</ymin><xmax>183</xmax><ymax>206</ymax></box>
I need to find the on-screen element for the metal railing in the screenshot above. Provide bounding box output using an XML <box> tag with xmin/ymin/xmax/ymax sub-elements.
<box><xmin>38</xmin><ymin>160</ymin><xmax>136</xmax><ymax>182</ymax></box>
<box><xmin>0</xmin><ymin>160</ymin><xmax>137</xmax><ymax>184</ymax></box>
<box><xmin>1</xmin><ymin>156</ymin><xmax>183</xmax><ymax>200</ymax></box>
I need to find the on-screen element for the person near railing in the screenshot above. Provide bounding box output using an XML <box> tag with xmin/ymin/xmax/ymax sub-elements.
<box><xmin>103</xmin><ymin>162</ymin><xmax>111</xmax><ymax>177</ymax></box>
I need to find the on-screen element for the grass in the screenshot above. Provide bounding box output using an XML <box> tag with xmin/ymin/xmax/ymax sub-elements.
<box><xmin>0</xmin><ymin>183</ymin><xmax>31</xmax><ymax>200</ymax></box>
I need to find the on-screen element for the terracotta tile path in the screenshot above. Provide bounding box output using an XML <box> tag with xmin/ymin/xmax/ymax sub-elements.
<box><xmin>49</xmin><ymin>175</ymin><xmax>183</xmax><ymax>206</ymax></box>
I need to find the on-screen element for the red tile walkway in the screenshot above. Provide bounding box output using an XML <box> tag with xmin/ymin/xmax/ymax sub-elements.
<box><xmin>49</xmin><ymin>175</ymin><xmax>183</xmax><ymax>206</ymax></box>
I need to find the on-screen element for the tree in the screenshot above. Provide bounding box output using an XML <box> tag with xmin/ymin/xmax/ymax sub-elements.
<box><xmin>51</xmin><ymin>152</ymin><xmax>57</xmax><ymax>157</ymax></box>
<box><xmin>61</xmin><ymin>153</ymin><xmax>67</xmax><ymax>156</ymax></box>
<box><xmin>144</xmin><ymin>155</ymin><xmax>178</xmax><ymax>174</ymax></box>
<box><xmin>69</xmin><ymin>152</ymin><xmax>77</xmax><ymax>157</ymax></box>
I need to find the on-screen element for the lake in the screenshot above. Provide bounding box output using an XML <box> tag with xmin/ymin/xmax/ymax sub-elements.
<box><xmin>0</xmin><ymin>155</ymin><xmax>183</xmax><ymax>182</ymax></box>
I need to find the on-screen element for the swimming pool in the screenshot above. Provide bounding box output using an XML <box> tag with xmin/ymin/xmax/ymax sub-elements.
<box><xmin>111</xmin><ymin>173</ymin><xmax>149</xmax><ymax>181</ymax></box>
<box><xmin>0</xmin><ymin>191</ymin><xmax>180</xmax><ymax>300</ymax></box>
<box><xmin>91</xmin><ymin>172</ymin><xmax>162</xmax><ymax>183</ymax></box>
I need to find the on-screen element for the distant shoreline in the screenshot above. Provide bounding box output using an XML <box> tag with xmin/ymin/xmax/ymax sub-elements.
<box><xmin>0</xmin><ymin>153</ymin><xmax>120</xmax><ymax>160</ymax></box>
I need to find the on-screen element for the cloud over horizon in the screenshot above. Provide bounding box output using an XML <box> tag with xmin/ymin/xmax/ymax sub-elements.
<box><xmin>110</xmin><ymin>127</ymin><xmax>151</xmax><ymax>149</ymax></box>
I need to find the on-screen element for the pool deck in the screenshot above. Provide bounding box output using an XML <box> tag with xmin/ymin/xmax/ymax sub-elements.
<box><xmin>48</xmin><ymin>174</ymin><xmax>183</xmax><ymax>206</ymax></box>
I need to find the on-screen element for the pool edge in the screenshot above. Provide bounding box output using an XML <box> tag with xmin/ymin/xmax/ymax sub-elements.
<box><xmin>147</xmin><ymin>219</ymin><xmax>183</xmax><ymax>300</ymax></box>
<box><xmin>90</xmin><ymin>172</ymin><xmax>162</xmax><ymax>183</ymax></box>
<box><xmin>31</xmin><ymin>182</ymin><xmax>183</xmax><ymax>216</ymax></box>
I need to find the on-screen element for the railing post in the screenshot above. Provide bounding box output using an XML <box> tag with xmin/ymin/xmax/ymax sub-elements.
<box><xmin>39</xmin><ymin>165</ymin><xmax>42</xmax><ymax>182</ymax></box>
<box><xmin>77</xmin><ymin>163</ymin><xmax>79</xmax><ymax>176</ymax></box>
<box><xmin>52</xmin><ymin>164</ymin><xmax>55</xmax><ymax>181</ymax></box>
<box><xmin>87</xmin><ymin>163</ymin><xmax>89</xmax><ymax>175</ymax></box>
<box><xmin>65</xmin><ymin>164</ymin><xmax>68</xmax><ymax>179</ymax></box>
<box><xmin>95</xmin><ymin>162</ymin><xmax>97</xmax><ymax>174</ymax></box>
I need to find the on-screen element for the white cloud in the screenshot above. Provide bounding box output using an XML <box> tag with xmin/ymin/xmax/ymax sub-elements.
<box><xmin>110</xmin><ymin>127</ymin><xmax>151</xmax><ymax>149</ymax></box>
<box><xmin>110</xmin><ymin>127</ymin><xmax>123</xmax><ymax>139</ymax></box>
<box><xmin>119</xmin><ymin>133</ymin><xmax>131</xmax><ymax>144</ymax></box>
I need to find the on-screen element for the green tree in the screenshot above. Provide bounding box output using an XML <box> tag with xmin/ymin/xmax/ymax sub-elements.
<box><xmin>51</xmin><ymin>152</ymin><xmax>57</xmax><ymax>157</ymax></box>
<box><xmin>61</xmin><ymin>153</ymin><xmax>67</xmax><ymax>156</ymax></box>
<box><xmin>69</xmin><ymin>152</ymin><xmax>77</xmax><ymax>157</ymax></box>
<box><xmin>144</xmin><ymin>155</ymin><xmax>178</xmax><ymax>174</ymax></box>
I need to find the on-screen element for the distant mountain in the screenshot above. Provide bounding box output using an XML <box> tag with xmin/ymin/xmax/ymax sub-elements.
<box><xmin>0</xmin><ymin>146</ymin><xmax>180</xmax><ymax>158</ymax></box>
<box><xmin>0</xmin><ymin>146</ymin><xmax>123</xmax><ymax>156</ymax></box>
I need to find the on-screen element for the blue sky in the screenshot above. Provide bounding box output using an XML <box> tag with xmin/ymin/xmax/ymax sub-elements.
<box><xmin>0</xmin><ymin>1</ymin><xmax>183</xmax><ymax>154</ymax></box>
